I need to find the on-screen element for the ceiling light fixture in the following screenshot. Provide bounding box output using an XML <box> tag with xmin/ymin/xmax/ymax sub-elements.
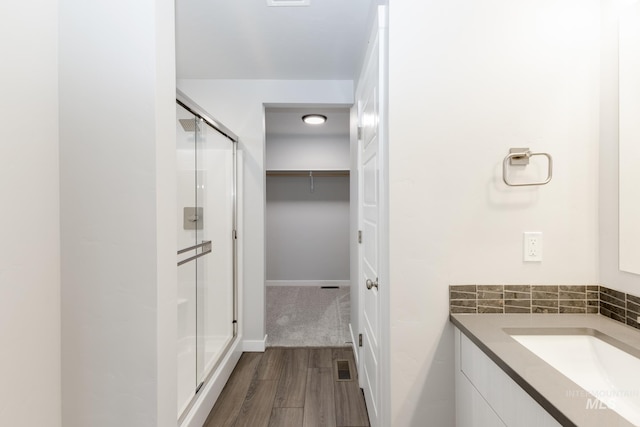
<box><xmin>302</xmin><ymin>114</ymin><xmax>327</xmax><ymax>125</ymax></box>
<box><xmin>266</xmin><ymin>0</ymin><xmax>311</xmax><ymax>7</ymax></box>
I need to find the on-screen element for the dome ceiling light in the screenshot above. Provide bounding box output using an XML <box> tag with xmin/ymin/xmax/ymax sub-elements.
<box><xmin>266</xmin><ymin>0</ymin><xmax>311</xmax><ymax>6</ymax></box>
<box><xmin>302</xmin><ymin>114</ymin><xmax>327</xmax><ymax>125</ymax></box>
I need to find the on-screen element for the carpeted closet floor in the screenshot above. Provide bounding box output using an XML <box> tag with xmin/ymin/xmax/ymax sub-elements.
<box><xmin>266</xmin><ymin>286</ymin><xmax>351</xmax><ymax>347</ymax></box>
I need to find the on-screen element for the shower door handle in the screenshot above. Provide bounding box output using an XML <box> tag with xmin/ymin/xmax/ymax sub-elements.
<box><xmin>366</xmin><ymin>278</ymin><xmax>378</xmax><ymax>290</ymax></box>
<box><xmin>177</xmin><ymin>240</ymin><xmax>212</xmax><ymax>266</ymax></box>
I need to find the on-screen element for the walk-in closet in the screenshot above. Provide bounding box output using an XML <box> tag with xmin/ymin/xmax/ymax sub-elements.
<box><xmin>265</xmin><ymin>107</ymin><xmax>352</xmax><ymax>347</ymax></box>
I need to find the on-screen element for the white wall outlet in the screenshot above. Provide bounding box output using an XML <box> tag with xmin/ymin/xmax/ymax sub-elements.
<box><xmin>523</xmin><ymin>232</ymin><xmax>543</xmax><ymax>262</ymax></box>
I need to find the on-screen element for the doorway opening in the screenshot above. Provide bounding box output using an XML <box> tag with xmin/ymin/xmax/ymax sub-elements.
<box><xmin>264</xmin><ymin>105</ymin><xmax>355</xmax><ymax>348</ymax></box>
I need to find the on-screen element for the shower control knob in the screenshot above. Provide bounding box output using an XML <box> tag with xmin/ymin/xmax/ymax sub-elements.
<box><xmin>365</xmin><ymin>278</ymin><xmax>379</xmax><ymax>290</ymax></box>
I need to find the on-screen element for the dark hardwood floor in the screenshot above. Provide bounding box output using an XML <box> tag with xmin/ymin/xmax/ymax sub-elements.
<box><xmin>204</xmin><ymin>347</ymin><xmax>370</xmax><ymax>427</ymax></box>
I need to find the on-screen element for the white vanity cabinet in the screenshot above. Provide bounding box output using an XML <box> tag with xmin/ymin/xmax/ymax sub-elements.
<box><xmin>454</xmin><ymin>328</ymin><xmax>562</xmax><ymax>427</ymax></box>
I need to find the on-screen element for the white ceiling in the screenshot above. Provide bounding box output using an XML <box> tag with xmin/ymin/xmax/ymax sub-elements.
<box><xmin>176</xmin><ymin>0</ymin><xmax>376</xmax><ymax>80</ymax></box>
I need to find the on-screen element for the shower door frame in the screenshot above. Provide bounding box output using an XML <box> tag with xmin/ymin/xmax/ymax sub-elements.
<box><xmin>176</xmin><ymin>89</ymin><xmax>239</xmax><ymax>424</ymax></box>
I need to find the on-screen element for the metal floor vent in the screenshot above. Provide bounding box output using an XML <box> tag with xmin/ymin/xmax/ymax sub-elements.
<box><xmin>335</xmin><ymin>360</ymin><xmax>352</xmax><ymax>381</ymax></box>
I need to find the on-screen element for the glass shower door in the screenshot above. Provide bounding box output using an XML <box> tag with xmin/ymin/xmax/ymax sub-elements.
<box><xmin>176</xmin><ymin>101</ymin><xmax>236</xmax><ymax>420</ymax></box>
<box><xmin>194</xmin><ymin>112</ymin><xmax>235</xmax><ymax>387</ymax></box>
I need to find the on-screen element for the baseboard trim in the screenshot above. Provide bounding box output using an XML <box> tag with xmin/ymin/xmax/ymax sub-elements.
<box><xmin>243</xmin><ymin>335</ymin><xmax>267</xmax><ymax>352</ymax></box>
<box><xmin>266</xmin><ymin>280</ymin><xmax>351</xmax><ymax>287</ymax></box>
<box><xmin>349</xmin><ymin>323</ymin><xmax>359</xmax><ymax>367</ymax></box>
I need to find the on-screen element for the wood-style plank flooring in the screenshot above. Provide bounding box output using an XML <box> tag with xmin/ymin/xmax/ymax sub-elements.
<box><xmin>204</xmin><ymin>347</ymin><xmax>370</xmax><ymax>427</ymax></box>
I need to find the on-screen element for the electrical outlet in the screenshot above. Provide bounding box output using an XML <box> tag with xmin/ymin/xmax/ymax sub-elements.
<box><xmin>523</xmin><ymin>232</ymin><xmax>543</xmax><ymax>262</ymax></box>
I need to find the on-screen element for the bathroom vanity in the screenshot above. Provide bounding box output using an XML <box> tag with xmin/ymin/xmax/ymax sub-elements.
<box><xmin>451</xmin><ymin>314</ymin><xmax>640</xmax><ymax>426</ymax></box>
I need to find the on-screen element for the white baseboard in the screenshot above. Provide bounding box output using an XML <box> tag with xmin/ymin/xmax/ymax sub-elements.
<box><xmin>243</xmin><ymin>334</ymin><xmax>267</xmax><ymax>352</ymax></box>
<box><xmin>349</xmin><ymin>323</ymin><xmax>359</xmax><ymax>367</ymax></box>
<box><xmin>266</xmin><ymin>280</ymin><xmax>351</xmax><ymax>287</ymax></box>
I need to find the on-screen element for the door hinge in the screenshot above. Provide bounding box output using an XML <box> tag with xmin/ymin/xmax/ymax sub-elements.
<box><xmin>232</xmin><ymin>229</ymin><xmax>237</xmax><ymax>239</ymax></box>
<box><xmin>358</xmin><ymin>230</ymin><xmax>362</xmax><ymax>244</ymax></box>
<box><xmin>359</xmin><ymin>333</ymin><xmax>363</xmax><ymax>347</ymax></box>
<box><xmin>357</xmin><ymin>126</ymin><xmax>362</xmax><ymax>140</ymax></box>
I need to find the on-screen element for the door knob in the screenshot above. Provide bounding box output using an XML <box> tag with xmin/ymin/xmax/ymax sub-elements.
<box><xmin>366</xmin><ymin>278</ymin><xmax>379</xmax><ymax>290</ymax></box>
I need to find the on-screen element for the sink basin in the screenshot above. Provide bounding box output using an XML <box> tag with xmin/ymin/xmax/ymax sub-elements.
<box><xmin>510</xmin><ymin>332</ymin><xmax>640</xmax><ymax>426</ymax></box>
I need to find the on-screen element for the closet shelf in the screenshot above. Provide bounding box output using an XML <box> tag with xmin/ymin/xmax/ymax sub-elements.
<box><xmin>266</xmin><ymin>169</ymin><xmax>350</xmax><ymax>177</ymax></box>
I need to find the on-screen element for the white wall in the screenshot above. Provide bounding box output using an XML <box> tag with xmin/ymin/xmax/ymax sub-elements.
<box><xmin>266</xmin><ymin>135</ymin><xmax>350</xmax><ymax>170</ymax></box>
<box><xmin>177</xmin><ymin>79</ymin><xmax>353</xmax><ymax>342</ymax></box>
<box><xmin>617</xmin><ymin>3</ymin><xmax>640</xmax><ymax>276</ymax></box>
<box><xmin>59</xmin><ymin>1</ymin><xmax>176</xmax><ymax>426</ymax></box>
<box><xmin>0</xmin><ymin>2</ymin><xmax>61</xmax><ymax>427</ymax></box>
<box><xmin>266</xmin><ymin>176</ymin><xmax>350</xmax><ymax>280</ymax></box>
<box><xmin>388</xmin><ymin>0</ymin><xmax>600</xmax><ymax>425</ymax></box>
<box><xmin>600</xmin><ymin>0</ymin><xmax>640</xmax><ymax>293</ymax></box>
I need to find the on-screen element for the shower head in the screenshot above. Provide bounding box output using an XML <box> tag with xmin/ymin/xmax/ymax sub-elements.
<box><xmin>179</xmin><ymin>118</ymin><xmax>200</xmax><ymax>132</ymax></box>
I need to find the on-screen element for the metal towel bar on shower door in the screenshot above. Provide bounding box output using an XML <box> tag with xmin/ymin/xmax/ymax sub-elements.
<box><xmin>177</xmin><ymin>240</ymin><xmax>212</xmax><ymax>266</ymax></box>
<box><xmin>502</xmin><ymin>148</ymin><xmax>553</xmax><ymax>187</ymax></box>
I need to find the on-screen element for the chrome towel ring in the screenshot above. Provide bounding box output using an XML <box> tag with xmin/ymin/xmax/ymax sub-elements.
<box><xmin>502</xmin><ymin>147</ymin><xmax>553</xmax><ymax>187</ymax></box>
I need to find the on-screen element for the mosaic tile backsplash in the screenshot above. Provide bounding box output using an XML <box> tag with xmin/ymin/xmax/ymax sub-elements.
<box><xmin>450</xmin><ymin>285</ymin><xmax>640</xmax><ymax>331</ymax></box>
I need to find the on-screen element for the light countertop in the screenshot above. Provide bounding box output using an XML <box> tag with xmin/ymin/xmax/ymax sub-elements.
<box><xmin>450</xmin><ymin>313</ymin><xmax>640</xmax><ymax>427</ymax></box>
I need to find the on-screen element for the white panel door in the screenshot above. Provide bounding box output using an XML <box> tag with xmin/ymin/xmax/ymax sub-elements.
<box><xmin>357</xmin><ymin>9</ymin><xmax>385</xmax><ymax>426</ymax></box>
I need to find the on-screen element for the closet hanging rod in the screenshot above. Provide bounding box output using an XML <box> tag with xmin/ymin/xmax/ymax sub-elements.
<box><xmin>266</xmin><ymin>170</ymin><xmax>350</xmax><ymax>177</ymax></box>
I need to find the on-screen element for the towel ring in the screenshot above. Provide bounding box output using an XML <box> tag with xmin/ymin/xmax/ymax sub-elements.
<box><xmin>502</xmin><ymin>148</ymin><xmax>553</xmax><ymax>187</ymax></box>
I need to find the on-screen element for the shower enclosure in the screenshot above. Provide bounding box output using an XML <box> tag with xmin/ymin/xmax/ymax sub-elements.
<box><xmin>176</xmin><ymin>90</ymin><xmax>238</xmax><ymax>422</ymax></box>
